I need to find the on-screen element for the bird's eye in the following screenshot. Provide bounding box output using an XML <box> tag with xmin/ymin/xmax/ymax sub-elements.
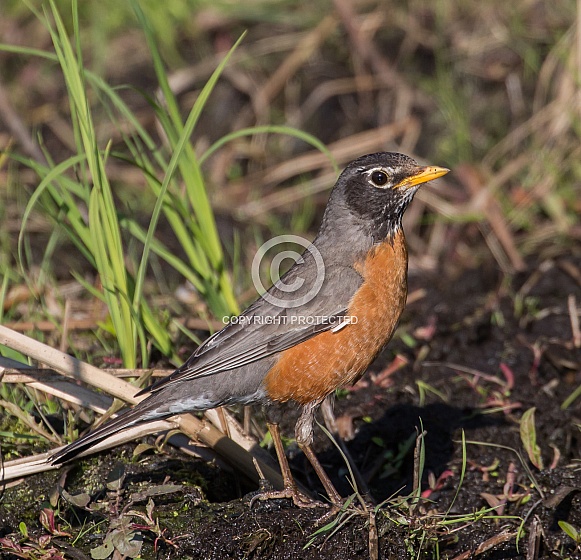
<box><xmin>370</xmin><ymin>170</ymin><xmax>388</xmax><ymax>187</ymax></box>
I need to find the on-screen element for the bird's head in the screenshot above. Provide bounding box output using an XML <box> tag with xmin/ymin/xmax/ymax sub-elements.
<box><xmin>327</xmin><ymin>152</ymin><xmax>449</xmax><ymax>242</ymax></box>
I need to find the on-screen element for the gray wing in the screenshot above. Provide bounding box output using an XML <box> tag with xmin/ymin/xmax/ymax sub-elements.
<box><xmin>141</xmin><ymin>251</ymin><xmax>363</xmax><ymax>394</ymax></box>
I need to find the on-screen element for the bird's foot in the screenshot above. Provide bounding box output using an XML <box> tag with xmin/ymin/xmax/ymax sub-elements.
<box><xmin>249</xmin><ymin>485</ymin><xmax>324</xmax><ymax>509</ymax></box>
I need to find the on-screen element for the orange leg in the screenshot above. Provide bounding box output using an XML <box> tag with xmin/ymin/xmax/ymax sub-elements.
<box><xmin>295</xmin><ymin>401</ymin><xmax>342</xmax><ymax>506</ymax></box>
<box><xmin>299</xmin><ymin>442</ymin><xmax>342</xmax><ymax>505</ymax></box>
<box><xmin>321</xmin><ymin>395</ymin><xmax>372</xmax><ymax>501</ymax></box>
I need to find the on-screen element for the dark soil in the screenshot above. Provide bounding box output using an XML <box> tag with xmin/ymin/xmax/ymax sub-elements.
<box><xmin>2</xmin><ymin>251</ymin><xmax>581</xmax><ymax>559</ymax></box>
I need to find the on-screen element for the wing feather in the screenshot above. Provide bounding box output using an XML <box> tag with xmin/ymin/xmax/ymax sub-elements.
<box><xmin>139</xmin><ymin>257</ymin><xmax>363</xmax><ymax>395</ymax></box>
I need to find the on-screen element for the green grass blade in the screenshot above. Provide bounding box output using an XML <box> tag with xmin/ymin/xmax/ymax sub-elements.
<box><xmin>130</xmin><ymin>13</ymin><xmax>245</xmax><ymax>320</ymax></box>
<box><xmin>199</xmin><ymin>125</ymin><xmax>338</xmax><ymax>173</ymax></box>
<box><xmin>47</xmin><ymin>0</ymin><xmax>137</xmax><ymax>367</ymax></box>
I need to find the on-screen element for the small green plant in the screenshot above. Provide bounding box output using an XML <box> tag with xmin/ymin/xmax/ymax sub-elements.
<box><xmin>416</xmin><ymin>380</ymin><xmax>447</xmax><ymax>407</ymax></box>
<box><xmin>0</xmin><ymin>509</ymin><xmax>71</xmax><ymax>560</ymax></box>
<box><xmin>304</xmin><ymin>423</ymin><xmax>377</xmax><ymax>555</ymax></box>
<box><xmin>56</xmin><ymin>462</ymin><xmax>182</xmax><ymax>559</ymax></box>
<box><xmin>562</xmin><ymin>388</ymin><xmax>581</xmax><ymax>410</ymax></box>
<box><xmin>464</xmin><ymin>439</ymin><xmax>544</xmax><ymax>501</ymax></box>
<box><xmin>519</xmin><ymin>407</ymin><xmax>543</xmax><ymax>469</ymax></box>
<box><xmin>372</xmin><ymin>432</ymin><xmax>416</xmax><ymax>480</ymax></box>
<box><xmin>559</xmin><ymin>521</ymin><xmax>581</xmax><ymax>550</ymax></box>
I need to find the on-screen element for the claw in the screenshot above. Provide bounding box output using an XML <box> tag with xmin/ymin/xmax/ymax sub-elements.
<box><xmin>249</xmin><ymin>485</ymin><xmax>326</xmax><ymax>509</ymax></box>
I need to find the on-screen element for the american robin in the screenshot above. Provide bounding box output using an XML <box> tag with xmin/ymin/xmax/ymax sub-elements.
<box><xmin>51</xmin><ymin>152</ymin><xmax>449</xmax><ymax>507</ymax></box>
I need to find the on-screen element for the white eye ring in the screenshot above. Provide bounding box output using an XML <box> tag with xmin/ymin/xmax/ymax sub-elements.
<box><xmin>366</xmin><ymin>167</ymin><xmax>392</xmax><ymax>188</ymax></box>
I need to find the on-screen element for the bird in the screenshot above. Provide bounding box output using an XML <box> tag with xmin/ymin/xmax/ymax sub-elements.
<box><xmin>50</xmin><ymin>152</ymin><xmax>449</xmax><ymax>508</ymax></box>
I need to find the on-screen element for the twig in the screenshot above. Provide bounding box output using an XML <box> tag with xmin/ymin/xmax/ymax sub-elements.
<box><xmin>254</xmin><ymin>16</ymin><xmax>337</xmax><ymax>118</ymax></box>
<box><xmin>422</xmin><ymin>362</ymin><xmax>509</xmax><ymax>387</ymax></box>
<box><xmin>0</xmin><ymin>367</ymin><xmax>174</xmax><ymax>382</ymax></box>
<box><xmin>451</xmin><ymin>531</ymin><xmax>517</xmax><ymax>560</ymax></box>
<box><xmin>456</xmin><ymin>163</ymin><xmax>525</xmax><ymax>272</ymax></box>
<box><xmin>568</xmin><ymin>294</ymin><xmax>581</xmax><ymax>347</ymax></box>
<box><xmin>4</xmin><ymin>316</ymin><xmax>224</xmax><ymax>333</ymax></box>
<box><xmin>558</xmin><ymin>260</ymin><xmax>581</xmax><ymax>288</ymax></box>
<box><xmin>331</xmin><ymin>0</ymin><xmax>422</xmax><ymax>106</ymax></box>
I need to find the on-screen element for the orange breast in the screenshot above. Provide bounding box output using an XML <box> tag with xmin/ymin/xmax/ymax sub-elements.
<box><xmin>264</xmin><ymin>229</ymin><xmax>408</xmax><ymax>405</ymax></box>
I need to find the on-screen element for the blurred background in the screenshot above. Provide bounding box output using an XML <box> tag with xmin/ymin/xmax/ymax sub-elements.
<box><xmin>0</xmin><ymin>0</ymin><xmax>579</xmax><ymax>363</ymax></box>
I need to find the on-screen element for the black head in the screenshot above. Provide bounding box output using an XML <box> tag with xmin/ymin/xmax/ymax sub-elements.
<box><xmin>324</xmin><ymin>152</ymin><xmax>449</xmax><ymax>243</ymax></box>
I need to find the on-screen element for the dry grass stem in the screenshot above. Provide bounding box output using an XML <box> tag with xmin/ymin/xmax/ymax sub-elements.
<box><xmin>0</xmin><ymin>326</ymin><xmax>284</xmax><ymax>489</ymax></box>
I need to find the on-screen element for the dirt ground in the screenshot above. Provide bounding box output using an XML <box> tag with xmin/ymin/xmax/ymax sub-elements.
<box><xmin>2</xmin><ymin>247</ymin><xmax>581</xmax><ymax>559</ymax></box>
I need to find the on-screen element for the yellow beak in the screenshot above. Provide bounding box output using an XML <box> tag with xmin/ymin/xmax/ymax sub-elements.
<box><xmin>395</xmin><ymin>165</ymin><xmax>450</xmax><ymax>189</ymax></box>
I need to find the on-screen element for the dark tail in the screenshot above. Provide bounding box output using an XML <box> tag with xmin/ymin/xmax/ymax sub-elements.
<box><xmin>49</xmin><ymin>399</ymin><xmax>166</xmax><ymax>465</ymax></box>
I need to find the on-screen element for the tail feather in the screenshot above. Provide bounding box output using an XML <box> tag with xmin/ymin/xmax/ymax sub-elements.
<box><xmin>50</xmin><ymin>402</ymin><xmax>165</xmax><ymax>465</ymax></box>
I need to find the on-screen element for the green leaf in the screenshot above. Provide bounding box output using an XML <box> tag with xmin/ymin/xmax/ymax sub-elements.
<box><xmin>520</xmin><ymin>407</ymin><xmax>543</xmax><ymax>469</ymax></box>
<box><xmin>18</xmin><ymin>522</ymin><xmax>28</xmax><ymax>538</ymax></box>
<box><xmin>559</xmin><ymin>520</ymin><xmax>579</xmax><ymax>542</ymax></box>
